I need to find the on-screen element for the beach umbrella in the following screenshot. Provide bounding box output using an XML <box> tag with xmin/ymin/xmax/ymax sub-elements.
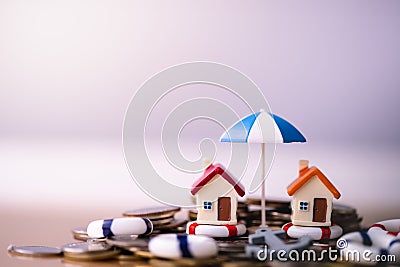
<box><xmin>220</xmin><ymin>109</ymin><xmax>306</xmax><ymax>227</ymax></box>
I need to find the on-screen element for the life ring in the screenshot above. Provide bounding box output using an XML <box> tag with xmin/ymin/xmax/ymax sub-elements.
<box><xmin>337</xmin><ymin>231</ymin><xmax>384</xmax><ymax>266</ymax></box>
<box><xmin>336</xmin><ymin>220</ymin><xmax>400</xmax><ymax>265</ymax></box>
<box><xmin>282</xmin><ymin>222</ymin><xmax>343</xmax><ymax>240</ymax></box>
<box><xmin>186</xmin><ymin>221</ymin><xmax>246</xmax><ymax>237</ymax></box>
<box><xmin>368</xmin><ymin>219</ymin><xmax>400</xmax><ymax>260</ymax></box>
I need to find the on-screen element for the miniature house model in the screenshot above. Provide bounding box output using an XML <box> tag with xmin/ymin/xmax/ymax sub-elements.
<box><xmin>190</xmin><ymin>160</ymin><xmax>245</xmax><ymax>225</ymax></box>
<box><xmin>287</xmin><ymin>160</ymin><xmax>341</xmax><ymax>227</ymax></box>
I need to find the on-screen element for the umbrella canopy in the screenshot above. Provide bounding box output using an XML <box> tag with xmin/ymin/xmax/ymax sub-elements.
<box><xmin>220</xmin><ymin>110</ymin><xmax>306</xmax><ymax>144</ymax></box>
<box><xmin>220</xmin><ymin>109</ymin><xmax>306</xmax><ymax>227</ymax></box>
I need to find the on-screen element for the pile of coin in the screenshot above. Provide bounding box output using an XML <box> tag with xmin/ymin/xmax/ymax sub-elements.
<box><xmin>242</xmin><ymin>197</ymin><xmax>292</xmax><ymax>228</ymax></box>
<box><xmin>123</xmin><ymin>206</ymin><xmax>187</xmax><ymax>233</ymax></box>
<box><xmin>331</xmin><ymin>203</ymin><xmax>362</xmax><ymax>234</ymax></box>
<box><xmin>8</xmin><ymin>201</ymin><xmax>363</xmax><ymax>266</ymax></box>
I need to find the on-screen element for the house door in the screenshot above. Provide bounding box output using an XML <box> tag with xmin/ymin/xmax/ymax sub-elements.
<box><xmin>218</xmin><ymin>197</ymin><xmax>231</xmax><ymax>221</ymax></box>
<box><xmin>313</xmin><ymin>198</ymin><xmax>327</xmax><ymax>223</ymax></box>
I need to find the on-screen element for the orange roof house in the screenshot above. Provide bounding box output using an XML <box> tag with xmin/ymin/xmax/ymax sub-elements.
<box><xmin>287</xmin><ymin>160</ymin><xmax>341</xmax><ymax>227</ymax></box>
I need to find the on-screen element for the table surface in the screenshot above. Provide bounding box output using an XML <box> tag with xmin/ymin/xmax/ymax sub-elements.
<box><xmin>1</xmin><ymin>140</ymin><xmax>399</xmax><ymax>266</ymax></box>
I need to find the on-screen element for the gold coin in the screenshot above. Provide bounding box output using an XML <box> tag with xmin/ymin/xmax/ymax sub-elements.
<box><xmin>135</xmin><ymin>250</ymin><xmax>155</xmax><ymax>259</ymax></box>
<box><xmin>63</xmin><ymin>249</ymin><xmax>120</xmax><ymax>261</ymax></box>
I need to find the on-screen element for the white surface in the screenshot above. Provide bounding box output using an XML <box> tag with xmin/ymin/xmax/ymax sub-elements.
<box><xmin>1</xmin><ymin>138</ymin><xmax>399</xmax><ymax>227</ymax></box>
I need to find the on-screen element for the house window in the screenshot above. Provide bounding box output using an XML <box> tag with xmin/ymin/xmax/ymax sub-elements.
<box><xmin>203</xmin><ymin>201</ymin><xmax>212</xmax><ymax>210</ymax></box>
<box><xmin>299</xmin><ymin>201</ymin><xmax>309</xmax><ymax>211</ymax></box>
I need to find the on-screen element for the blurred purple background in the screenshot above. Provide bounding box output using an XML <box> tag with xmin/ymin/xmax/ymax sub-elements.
<box><xmin>1</xmin><ymin>1</ymin><xmax>399</xmax><ymax>225</ymax></box>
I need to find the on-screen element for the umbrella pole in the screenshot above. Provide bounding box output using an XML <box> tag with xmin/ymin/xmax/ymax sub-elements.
<box><xmin>261</xmin><ymin>143</ymin><xmax>266</xmax><ymax>227</ymax></box>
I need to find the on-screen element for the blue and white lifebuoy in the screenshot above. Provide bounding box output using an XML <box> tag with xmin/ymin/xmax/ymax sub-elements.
<box><xmin>337</xmin><ymin>219</ymin><xmax>400</xmax><ymax>265</ymax></box>
<box><xmin>149</xmin><ymin>234</ymin><xmax>218</xmax><ymax>259</ymax></box>
<box><xmin>87</xmin><ymin>217</ymin><xmax>153</xmax><ymax>238</ymax></box>
<box><xmin>338</xmin><ymin>231</ymin><xmax>384</xmax><ymax>265</ymax></box>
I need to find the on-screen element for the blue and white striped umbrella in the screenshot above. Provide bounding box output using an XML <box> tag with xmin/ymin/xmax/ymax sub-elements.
<box><xmin>220</xmin><ymin>110</ymin><xmax>306</xmax><ymax>144</ymax></box>
<box><xmin>220</xmin><ymin>109</ymin><xmax>306</xmax><ymax>227</ymax></box>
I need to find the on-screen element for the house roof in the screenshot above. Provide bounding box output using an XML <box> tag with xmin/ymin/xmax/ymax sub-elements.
<box><xmin>287</xmin><ymin>166</ymin><xmax>341</xmax><ymax>199</ymax></box>
<box><xmin>190</xmin><ymin>163</ymin><xmax>245</xmax><ymax>197</ymax></box>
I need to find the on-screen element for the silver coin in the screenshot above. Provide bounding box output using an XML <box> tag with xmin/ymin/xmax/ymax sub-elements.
<box><xmin>268</xmin><ymin>211</ymin><xmax>292</xmax><ymax>221</ymax></box>
<box><xmin>144</xmin><ymin>213</ymin><xmax>176</xmax><ymax>221</ymax></box>
<box><xmin>106</xmin><ymin>235</ymin><xmax>149</xmax><ymax>249</ymax></box>
<box><xmin>332</xmin><ymin>204</ymin><xmax>356</xmax><ymax>215</ymax></box>
<box><xmin>61</xmin><ymin>241</ymin><xmax>111</xmax><ymax>253</ymax></box>
<box><xmin>71</xmin><ymin>227</ymin><xmax>87</xmax><ymax>235</ymax></box>
<box><xmin>154</xmin><ymin>219</ymin><xmax>188</xmax><ymax>230</ymax></box>
<box><xmin>150</xmin><ymin>216</ymin><xmax>175</xmax><ymax>226</ymax></box>
<box><xmin>72</xmin><ymin>233</ymin><xmax>91</xmax><ymax>241</ymax></box>
<box><xmin>8</xmin><ymin>245</ymin><xmax>62</xmax><ymax>257</ymax></box>
<box><xmin>217</xmin><ymin>237</ymin><xmax>248</xmax><ymax>253</ymax></box>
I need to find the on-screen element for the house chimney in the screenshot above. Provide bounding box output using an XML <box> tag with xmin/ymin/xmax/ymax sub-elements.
<box><xmin>299</xmin><ymin>160</ymin><xmax>309</xmax><ymax>173</ymax></box>
<box><xmin>202</xmin><ymin>157</ymin><xmax>213</xmax><ymax>169</ymax></box>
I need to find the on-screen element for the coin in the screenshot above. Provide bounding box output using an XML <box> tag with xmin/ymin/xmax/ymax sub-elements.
<box><xmin>115</xmin><ymin>249</ymin><xmax>145</xmax><ymax>261</ymax></box>
<box><xmin>217</xmin><ymin>239</ymin><xmax>247</xmax><ymax>253</ymax></box>
<box><xmin>71</xmin><ymin>227</ymin><xmax>87</xmax><ymax>235</ymax></box>
<box><xmin>71</xmin><ymin>227</ymin><xmax>91</xmax><ymax>241</ymax></box>
<box><xmin>151</xmin><ymin>216</ymin><xmax>175</xmax><ymax>226</ymax></box>
<box><xmin>106</xmin><ymin>235</ymin><xmax>149</xmax><ymax>250</ymax></box>
<box><xmin>7</xmin><ymin>245</ymin><xmax>62</xmax><ymax>257</ymax></box>
<box><xmin>188</xmin><ymin>210</ymin><xmax>197</xmax><ymax>221</ymax></box>
<box><xmin>61</xmin><ymin>241</ymin><xmax>111</xmax><ymax>253</ymax></box>
<box><xmin>246</xmin><ymin>197</ymin><xmax>291</xmax><ymax>208</ymax></box>
<box><xmin>63</xmin><ymin>249</ymin><xmax>119</xmax><ymax>261</ymax></box>
<box><xmin>332</xmin><ymin>204</ymin><xmax>356</xmax><ymax>215</ymax></box>
<box><xmin>135</xmin><ymin>250</ymin><xmax>155</xmax><ymax>259</ymax></box>
<box><xmin>61</xmin><ymin>241</ymin><xmax>120</xmax><ymax>261</ymax></box>
<box><xmin>123</xmin><ymin>206</ymin><xmax>180</xmax><ymax>218</ymax></box>
<box><xmin>154</xmin><ymin>219</ymin><xmax>188</xmax><ymax>230</ymax></box>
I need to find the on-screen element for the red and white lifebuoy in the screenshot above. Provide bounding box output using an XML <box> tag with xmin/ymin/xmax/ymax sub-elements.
<box><xmin>282</xmin><ymin>222</ymin><xmax>343</xmax><ymax>240</ymax></box>
<box><xmin>368</xmin><ymin>219</ymin><xmax>400</xmax><ymax>260</ymax></box>
<box><xmin>186</xmin><ymin>221</ymin><xmax>246</xmax><ymax>237</ymax></box>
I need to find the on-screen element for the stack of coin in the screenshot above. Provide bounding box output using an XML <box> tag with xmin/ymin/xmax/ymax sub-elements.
<box><xmin>236</xmin><ymin>201</ymin><xmax>249</xmax><ymax>223</ymax></box>
<box><xmin>123</xmin><ymin>206</ymin><xmax>187</xmax><ymax>233</ymax></box>
<box><xmin>61</xmin><ymin>240</ymin><xmax>120</xmax><ymax>261</ymax></box>
<box><xmin>244</xmin><ymin>197</ymin><xmax>292</xmax><ymax>228</ymax></box>
<box><xmin>332</xmin><ymin>203</ymin><xmax>362</xmax><ymax>234</ymax></box>
<box><xmin>188</xmin><ymin>209</ymin><xmax>197</xmax><ymax>221</ymax></box>
<box><xmin>106</xmin><ymin>235</ymin><xmax>150</xmax><ymax>252</ymax></box>
<box><xmin>71</xmin><ymin>227</ymin><xmax>90</xmax><ymax>241</ymax></box>
<box><xmin>8</xmin><ymin>203</ymin><xmax>363</xmax><ymax>265</ymax></box>
<box><xmin>216</xmin><ymin>237</ymin><xmax>248</xmax><ymax>254</ymax></box>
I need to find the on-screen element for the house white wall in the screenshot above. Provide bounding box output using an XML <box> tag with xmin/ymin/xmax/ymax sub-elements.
<box><xmin>291</xmin><ymin>175</ymin><xmax>333</xmax><ymax>227</ymax></box>
<box><xmin>196</xmin><ymin>174</ymin><xmax>238</xmax><ymax>225</ymax></box>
